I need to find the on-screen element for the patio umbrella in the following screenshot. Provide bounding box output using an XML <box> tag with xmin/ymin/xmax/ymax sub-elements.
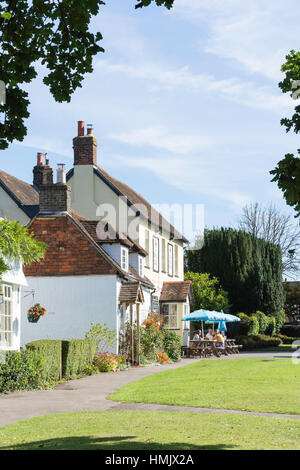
<box><xmin>218</xmin><ymin>320</ymin><xmax>227</xmax><ymax>332</ymax></box>
<box><xmin>181</xmin><ymin>309</ymin><xmax>228</xmax><ymax>338</ymax></box>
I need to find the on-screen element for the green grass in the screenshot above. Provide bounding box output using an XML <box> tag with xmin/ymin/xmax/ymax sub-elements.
<box><xmin>109</xmin><ymin>358</ymin><xmax>300</xmax><ymax>415</ymax></box>
<box><xmin>0</xmin><ymin>411</ymin><xmax>300</xmax><ymax>450</ymax></box>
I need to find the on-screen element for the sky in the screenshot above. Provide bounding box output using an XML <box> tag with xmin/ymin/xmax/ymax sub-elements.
<box><xmin>1</xmin><ymin>0</ymin><xmax>300</xmax><ymax>239</ymax></box>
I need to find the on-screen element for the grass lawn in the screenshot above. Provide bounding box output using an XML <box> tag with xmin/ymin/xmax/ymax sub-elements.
<box><xmin>109</xmin><ymin>358</ymin><xmax>300</xmax><ymax>415</ymax></box>
<box><xmin>0</xmin><ymin>411</ymin><xmax>300</xmax><ymax>450</ymax></box>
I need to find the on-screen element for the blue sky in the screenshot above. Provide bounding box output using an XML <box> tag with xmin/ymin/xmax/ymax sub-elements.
<box><xmin>1</xmin><ymin>0</ymin><xmax>299</xmax><ymax>238</ymax></box>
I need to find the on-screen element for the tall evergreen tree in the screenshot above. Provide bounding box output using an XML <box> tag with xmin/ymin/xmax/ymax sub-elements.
<box><xmin>186</xmin><ymin>228</ymin><xmax>285</xmax><ymax>315</ymax></box>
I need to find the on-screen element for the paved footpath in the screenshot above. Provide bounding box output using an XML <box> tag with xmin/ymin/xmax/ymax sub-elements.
<box><xmin>0</xmin><ymin>351</ymin><xmax>296</xmax><ymax>428</ymax></box>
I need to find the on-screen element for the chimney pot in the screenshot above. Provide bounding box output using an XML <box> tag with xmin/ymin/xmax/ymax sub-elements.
<box><xmin>37</xmin><ymin>152</ymin><xmax>43</xmax><ymax>166</ymax></box>
<box><xmin>78</xmin><ymin>121</ymin><xmax>85</xmax><ymax>137</ymax></box>
<box><xmin>56</xmin><ymin>163</ymin><xmax>66</xmax><ymax>184</ymax></box>
<box><xmin>87</xmin><ymin>124</ymin><xmax>93</xmax><ymax>135</ymax></box>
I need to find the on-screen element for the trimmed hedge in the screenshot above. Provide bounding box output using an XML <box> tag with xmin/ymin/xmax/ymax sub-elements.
<box><xmin>26</xmin><ymin>340</ymin><xmax>62</xmax><ymax>382</ymax></box>
<box><xmin>276</xmin><ymin>334</ymin><xmax>300</xmax><ymax>344</ymax></box>
<box><xmin>62</xmin><ymin>339</ymin><xmax>97</xmax><ymax>378</ymax></box>
<box><xmin>237</xmin><ymin>313</ymin><xmax>259</xmax><ymax>336</ymax></box>
<box><xmin>273</xmin><ymin>309</ymin><xmax>286</xmax><ymax>334</ymax></box>
<box><xmin>253</xmin><ymin>311</ymin><xmax>269</xmax><ymax>334</ymax></box>
<box><xmin>237</xmin><ymin>334</ymin><xmax>282</xmax><ymax>350</ymax></box>
<box><xmin>0</xmin><ymin>350</ymin><xmax>45</xmax><ymax>394</ymax></box>
<box><xmin>281</xmin><ymin>324</ymin><xmax>300</xmax><ymax>338</ymax></box>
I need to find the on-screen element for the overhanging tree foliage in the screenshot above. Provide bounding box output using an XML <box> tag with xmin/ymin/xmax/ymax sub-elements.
<box><xmin>0</xmin><ymin>0</ymin><xmax>175</xmax><ymax>150</ymax></box>
<box><xmin>184</xmin><ymin>271</ymin><xmax>229</xmax><ymax>313</ymax></box>
<box><xmin>270</xmin><ymin>50</ymin><xmax>300</xmax><ymax>217</ymax></box>
<box><xmin>0</xmin><ymin>218</ymin><xmax>46</xmax><ymax>280</ymax></box>
<box><xmin>185</xmin><ymin>228</ymin><xmax>285</xmax><ymax>315</ymax></box>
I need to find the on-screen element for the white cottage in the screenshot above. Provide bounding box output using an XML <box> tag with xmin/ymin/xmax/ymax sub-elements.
<box><xmin>0</xmin><ymin>259</ymin><xmax>28</xmax><ymax>351</ymax></box>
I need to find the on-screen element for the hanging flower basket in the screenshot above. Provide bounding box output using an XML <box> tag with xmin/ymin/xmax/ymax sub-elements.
<box><xmin>27</xmin><ymin>304</ymin><xmax>46</xmax><ymax>323</ymax></box>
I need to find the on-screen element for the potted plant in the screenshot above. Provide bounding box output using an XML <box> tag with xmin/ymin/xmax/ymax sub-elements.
<box><xmin>27</xmin><ymin>303</ymin><xmax>46</xmax><ymax>323</ymax></box>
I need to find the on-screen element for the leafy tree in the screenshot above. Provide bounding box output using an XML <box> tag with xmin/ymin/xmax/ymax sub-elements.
<box><xmin>85</xmin><ymin>322</ymin><xmax>116</xmax><ymax>353</ymax></box>
<box><xmin>184</xmin><ymin>271</ymin><xmax>229</xmax><ymax>313</ymax></box>
<box><xmin>0</xmin><ymin>0</ymin><xmax>174</xmax><ymax>150</ymax></box>
<box><xmin>0</xmin><ymin>218</ymin><xmax>46</xmax><ymax>280</ymax></box>
<box><xmin>185</xmin><ymin>228</ymin><xmax>285</xmax><ymax>315</ymax></box>
<box><xmin>271</xmin><ymin>50</ymin><xmax>300</xmax><ymax>217</ymax></box>
<box><xmin>239</xmin><ymin>202</ymin><xmax>300</xmax><ymax>276</ymax></box>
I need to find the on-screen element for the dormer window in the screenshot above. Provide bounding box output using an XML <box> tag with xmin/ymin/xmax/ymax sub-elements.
<box><xmin>121</xmin><ymin>247</ymin><xmax>128</xmax><ymax>271</ymax></box>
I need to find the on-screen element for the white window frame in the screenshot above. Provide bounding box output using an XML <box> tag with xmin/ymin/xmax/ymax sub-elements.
<box><xmin>121</xmin><ymin>247</ymin><xmax>128</xmax><ymax>271</ymax></box>
<box><xmin>168</xmin><ymin>243</ymin><xmax>173</xmax><ymax>277</ymax></box>
<box><xmin>161</xmin><ymin>303</ymin><xmax>178</xmax><ymax>329</ymax></box>
<box><xmin>0</xmin><ymin>284</ymin><xmax>13</xmax><ymax>349</ymax></box>
<box><xmin>161</xmin><ymin>239</ymin><xmax>166</xmax><ymax>272</ymax></box>
<box><xmin>144</xmin><ymin>229</ymin><xmax>150</xmax><ymax>267</ymax></box>
<box><xmin>138</xmin><ymin>255</ymin><xmax>144</xmax><ymax>277</ymax></box>
<box><xmin>153</xmin><ymin>236</ymin><xmax>159</xmax><ymax>273</ymax></box>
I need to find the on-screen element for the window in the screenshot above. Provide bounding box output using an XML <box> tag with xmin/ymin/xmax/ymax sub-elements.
<box><xmin>161</xmin><ymin>239</ymin><xmax>166</xmax><ymax>272</ymax></box>
<box><xmin>175</xmin><ymin>244</ymin><xmax>179</xmax><ymax>276</ymax></box>
<box><xmin>0</xmin><ymin>284</ymin><xmax>13</xmax><ymax>349</ymax></box>
<box><xmin>161</xmin><ymin>303</ymin><xmax>178</xmax><ymax>329</ymax></box>
<box><xmin>138</xmin><ymin>255</ymin><xmax>144</xmax><ymax>277</ymax></box>
<box><xmin>153</xmin><ymin>236</ymin><xmax>159</xmax><ymax>272</ymax></box>
<box><xmin>168</xmin><ymin>243</ymin><xmax>173</xmax><ymax>277</ymax></box>
<box><xmin>144</xmin><ymin>229</ymin><xmax>150</xmax><ymax>267</ymax></box>
<box><xmin>121</xmin><ymin>247</ymin><xmax>128</xmax><ymax>271</ymax></box>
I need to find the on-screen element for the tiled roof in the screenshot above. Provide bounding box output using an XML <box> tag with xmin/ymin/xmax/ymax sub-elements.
<box><xmin>79</xmin><ymin>220</ymin><xmax>133</xmax><ymax>248</ymax></box>
<box><xmin>119</xmin><ymin>281</ymin><xmax>144</xmax><ymax>303</ymax></box>
<box><xmin>160</xmin><ymin>280</ymin><xmax>193</xmax><ymax>302</ymax></box>
<box><xmin>92</xmin><ymin>165</ymin><xmax>189</xmax><ymax>243</ymax></box>
<box><xmin>0</xmin><ymin>170</ymin><xmax>39</xmax><ymax>217</ymax></box>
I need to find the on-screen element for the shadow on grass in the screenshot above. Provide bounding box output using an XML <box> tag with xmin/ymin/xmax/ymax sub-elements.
<box><xmin>0</xmin><ymin>435</ymin><xmax>236</xmax><ymax>450</ymax></box>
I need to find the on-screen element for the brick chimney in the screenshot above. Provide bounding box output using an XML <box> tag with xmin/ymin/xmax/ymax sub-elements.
<box><xmin>73</xmin><ymin>121</ymin><xmax>97</xmax><ymax>166</ymax></box>
<box><xmin>39</xmin><ymin>164</ymin><xmax>71</xmax><ymax>213</ymax></box>
<box><xmin>33</xmin><ymin>152</ymin><xmax>53</xmax><ymax>189</ymax></box>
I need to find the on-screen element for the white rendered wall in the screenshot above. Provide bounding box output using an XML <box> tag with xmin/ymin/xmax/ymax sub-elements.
<box><xmin>21</xmin><ymin>275</ymin><xmax>119</xmax><ymax>352</ymax></box>
<box><xmin>0</xmin><ymin>188</ymin><xmax>30</xmax><ymax>224</ymax></box>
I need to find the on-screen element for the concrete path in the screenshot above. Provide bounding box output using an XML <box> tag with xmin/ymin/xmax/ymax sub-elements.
<box><xmin>0</xmin><ymin>351</ymin><xmax>296</xmax><ymax>428</ymax></box>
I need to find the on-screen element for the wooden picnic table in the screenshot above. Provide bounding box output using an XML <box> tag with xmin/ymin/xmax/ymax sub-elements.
<box><xmin>182</xmin><ymin>338</ymin><xmax>241</xmax><ymax>358</ymax></box>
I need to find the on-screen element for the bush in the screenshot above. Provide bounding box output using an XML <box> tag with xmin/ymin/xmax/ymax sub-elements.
<box><xmin>237</xmin><ymin>313</ymin><xmax>259</xmax><ymax>336</ymax></box>
<box><xmin>253</xmin><ymin>311</ymin><xmax>269</xmax><ymax>334</ymax></box>
<box><xmin>162</xmin><ymin>330</ymin><xmax>182</xmax><ymax>362</ymax></box>
<box><xmin>265</xmin><ymin>316</ymin><xmax>276</xmax><ymax>337</ymax></box>
<box><xmin>276</xmin><ymin>334</ymin><xmax>300</xmax><ymax>344</ymax></box>
<box><xmin>0</xmin><ymin>350</ymin><xmax>45</xmax><ymax>394</ymax></box>
<box><xmin>140</xmin><ymin>322</ymin><xmax>163</xmax><ymax>362</ymax></box>
<box><xmin>26</xmin><ymin>340</ymin><xmax>62</xmax><ymax>382</ymax></box>
<box><xmin>273</xmin><ymin>309</ymin><xmax>286</xmax><ymax>334</ymax></box>
<box><xmin>62</xmin><ymin>339</ymin><xmax>97</xmax><ymax>378</ymax></box>
<box><xmin>85</xmin><ymin>322</ymin><xmax>117</xmax><ymax>353</ymax></box>
<box><xmin>281</xmin><ymin>324</ymin><xmax>300</xmax><ymax>338</ymax></box>
<box><xmin>94</xmin><ymin>353</ymin><xmax>126</xmax><ymax>372</ymax></box>
<box><xmin>237</xmin><ymin>334</ymin><xmax>282</xmax><ymax>350</ymax></box>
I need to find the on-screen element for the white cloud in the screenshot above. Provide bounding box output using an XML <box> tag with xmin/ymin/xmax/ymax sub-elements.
<box><xmin>97</xmin><ymin>59</ymin><xmax>291</xmax><ymax>112</ymax></box>
<box><xmin>109</xmin><ymin>152</ymin><xmax>251</xmax><ymax>211</ymax></box>
<box><xmin>110</xmin><ymin>127</ymin><xmax>212</xmax><ymax>154</ymax></box>
<box><xmin>173</xmin><ymin>0</ymin><xmax>298</xmax><ymax>82</ymax></box>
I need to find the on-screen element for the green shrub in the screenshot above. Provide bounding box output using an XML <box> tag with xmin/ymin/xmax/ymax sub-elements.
<box><xmin>237</xmin><ymin>334</ymin><xmax>282</xmax><ymax>350</ymax></box>
<box><xmin>85</xmin><ymin>322</ymin><xmax>117</xmax><ymax>353</ymax></box>
<box><xmin>265</xmin><ymin>316</ymin><xmax>276</xmax><ymax>337</ymax></box>
<box><xmin>140</xmin><ymin>324</ymin><xmax>163</xmax><ymax>362</ymax></box>
<box><xmin>237</xmin><ymin>313</ymin><xmax>259</xmax><ymax>335</ymax></box>
<box><xmin>26</xmin><ymin>340</ymin><xmax>62</xmax><ymax>382</ymax></box>
<box><xmin>94</xmin><ymin>353</ymin><xmax>125</xmax><ymax>372</ymax></box>
<box><xmin>276</xmin><ymin>333</ymin><xmax>300</xmax><ymax>344</ymax></box>
<box><xmin>62</xmin><ymin>339</ymin><xmax>97</xmax><ymax>378</ymax></box>
<box><xmin>162</xmin><ymin>330</ymin><xmax>182</xmax><ymax>362</ymax></box>
<box><xmin>253</xmin><ymin>311</ymin><xmax>269</xmax><ymax>334</ymax></box>
<box><xmin>273</xmin><ymin>309</ymin><xmax>286</xmax><ymax>334</ymax></box>
<box><xmin>281</xmin><ymin>324</ymin><xmax>300</xmax><ymax>338</ymax></box>
<box><xmin>0</xmin><ymin>350</ymin><xmax>45</xmax><ymax>394</ymax></box>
